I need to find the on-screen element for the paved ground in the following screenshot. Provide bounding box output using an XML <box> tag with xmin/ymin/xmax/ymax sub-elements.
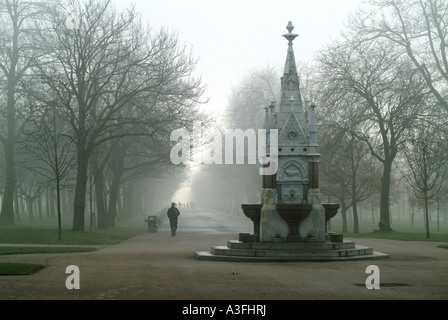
<box><xmin>0</xmin><ymin>208</ymin><xmax>447</xmax><ymax>301</ymax></box>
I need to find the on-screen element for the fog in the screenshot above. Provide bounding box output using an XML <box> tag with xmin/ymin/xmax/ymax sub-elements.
<box><xmin>0</xmin><ymin>0</ymin><xmax>446</xmax><ymax>240</ymax></box>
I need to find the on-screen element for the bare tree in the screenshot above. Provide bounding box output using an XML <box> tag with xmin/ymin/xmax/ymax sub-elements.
<box><xmin>35</xmin><ymin>0</ymin><xmax>207</xmax><ymax>231</ymax></box>
<box><xmin>224</xmin><ymin>65</ymin><xmax>280</xmax><ymax>129</ymax></box>
<box><xmin>105</xmin><ymin>133</ymin><xmax>177</xmax><ymax>227</ymax></box>
<box><xmin>0</xmin><ymin>0</ymin><xmax>46</xmax><ymax>225</ymax></box>
<box><xmin>21</xmin><ymin>98</ymin><xmax>76</xmax><ymax>239</ymax></box>
<box><xmin>315</xmin><ymin>31</ymin><xmax>429</xmax><ymax>231</ymax></box>
<box><xmin>320</xmin><ymin>129</ymin><xmax>381</xmax><ymax>233</ymax></box>
<box><xmin>356</xmin><ymin>0</ymin><xmax>448</xmax><ymax>113</ymax></box>
<box><xmin>400</xmin><ymin>125</ymin><xmax>447</xmax><ymax>238</ymax></box>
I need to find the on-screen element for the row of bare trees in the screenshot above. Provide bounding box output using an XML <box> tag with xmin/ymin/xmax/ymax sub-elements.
<box><xmin>0</xmin><ymin>0</ymin><xmax>208</xmax><ymax>233</ymax></box>
<box><xmin>316</xmin><ymin>0</ymin><xmax>448</xmax><ymax>236</ymax></box>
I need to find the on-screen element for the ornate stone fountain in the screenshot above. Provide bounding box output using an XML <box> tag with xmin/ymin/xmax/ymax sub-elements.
<box><xmin>195</xmin><ymin>22</ymin><xmax>388</xmax><ymax>261</ymax></box>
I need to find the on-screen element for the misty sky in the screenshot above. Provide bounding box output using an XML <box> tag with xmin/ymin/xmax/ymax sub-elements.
<box><xmin>110</xmin><ymin>0</ymin><xmax>366</xmax><ymax>202</ymax></box>
<box><xmin>113</xmin><ymin>0</ymin><xmax>364</xmax><ymax>116</ymax></box>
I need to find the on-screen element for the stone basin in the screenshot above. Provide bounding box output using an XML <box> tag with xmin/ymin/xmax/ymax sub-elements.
<box><xmin>323</xmin><ymin>203</ymin><xmax>340</xmax><ymax>222</ymax></box>
<box><xmin>241</xmin><ymin>204</ymin><xmax>263</xmax><ymax>242</ymax></box>
<box><xmin>323</xmin><ymin>203</ymin><xmax>340</xmax><ymax>233</ymax></box>
<box><xmin>276</xmin><ymin>204</ymin><xmax>313</xmax><ymax>242</ymax></box>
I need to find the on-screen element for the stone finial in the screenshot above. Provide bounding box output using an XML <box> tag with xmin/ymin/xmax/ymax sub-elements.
<box><xmin>283</xmin><ymin>21</ymin><xmax>298</xmax><ymax>43</ymax></box>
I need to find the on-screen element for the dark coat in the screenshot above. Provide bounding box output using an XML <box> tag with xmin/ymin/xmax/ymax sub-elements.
<box><xmin>167</xmin><ymin>207</ymin><xmax>180</xmax><ymax>220</ymax></box>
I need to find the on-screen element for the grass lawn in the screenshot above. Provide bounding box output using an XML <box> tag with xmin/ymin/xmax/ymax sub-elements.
<box><xmin>0</xmin><ymin>227</ymin><xmax>142</xmax><ymax>245</ymax></box>
<box><xmin>0</xmin><ymin>247</ymin><xmax>96</xmax><ymax>275</ymax></box>
<box><xmin>0</xmin><ymin>219</ymin><xmax>144</xmax><ymax>276</ymax></box>
<box><xmin>343</xmin><ymin>230</ymin><xmax>448</xmax><ymax>242</ymax></box>
<box><xmin>0</xmin><ymin>218</ymin><xmax>144</xmax><ymax>245</ymax></box>
<box><xmin>328</xmin><ymin>218</ymin><xmax>448</xmax><ymax>242</ymax></box>
<box><xmin>0</xmin><ymin>246</ymin><xmax>97</xmax><ymax>255</ymax></box>
<box><xmin>0</xmin><ymin>263</ymin><xmax>44</xmax><ymax>275</ymax></box>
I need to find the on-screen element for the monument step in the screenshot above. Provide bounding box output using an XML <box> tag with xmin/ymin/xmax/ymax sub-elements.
<box><xmin>195</xmin><ymin>250</ymin><xmax>389</xmax><ymax>262</ymax></box>
<box><xmin>336</xmin><ymin>246</ymin><xmax>373</xmax><ymax>257</ymax></box>
<box><xmin>210</xmin><ymin>244</ymin><xmax>374</xmax><ymax>259</ymax></box>
<box><xmin>227</xmin><ymin>240</ymin><xmax>356</xmax><ymax>250</ymax></box>
<box><xmin>212</xmin><ymin>246</ymin><xmax>337</xmax><ymax>258</ymax></box>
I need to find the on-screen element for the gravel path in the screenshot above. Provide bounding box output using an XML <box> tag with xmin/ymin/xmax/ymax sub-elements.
<box><xmin>0</xmin><ymin>209</ymin><xmax>447</xmax><ymax>300</ymax></box>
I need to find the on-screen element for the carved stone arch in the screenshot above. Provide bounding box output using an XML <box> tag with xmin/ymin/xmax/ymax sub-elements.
<box><xmin>277</xmin><ymin>160</ymin><xmax>308</xmax><ymax>183</ymax></box>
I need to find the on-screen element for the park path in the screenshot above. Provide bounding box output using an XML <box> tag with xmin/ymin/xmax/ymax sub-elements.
<box><xmin>0</xmin><ymin>208</ymin><xmax>447</xmax><ymax>300</ymax></box>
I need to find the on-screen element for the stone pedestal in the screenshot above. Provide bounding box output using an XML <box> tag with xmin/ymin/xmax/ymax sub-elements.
<box><xmin>260</xmin><ymin>189</ymin><xmax>287</xmax><ymax>242</ymax></box>
<box><xmin>260</xmin><ymin>204</ymin><xmax>288</xmax><ymax>243</ymax></box>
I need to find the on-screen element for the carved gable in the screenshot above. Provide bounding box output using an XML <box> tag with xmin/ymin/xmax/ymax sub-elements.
<box><xmin>277</xmin><ymin>160</ymin><xmax>308</xmax><ymax>183</ymax></box>
<box><xmin>279</xmin><ymin>112</ymin><xmax>306</xmax><ymax>145</ymax></box>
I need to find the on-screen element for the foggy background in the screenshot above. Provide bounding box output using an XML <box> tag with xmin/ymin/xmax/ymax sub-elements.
<box><xmin>0</xmin><ymin>0</ymin><xmax>446</xmax><ymax>238</ymax></box>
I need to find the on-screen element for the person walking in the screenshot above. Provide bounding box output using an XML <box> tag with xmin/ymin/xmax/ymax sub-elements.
<box><xmin>167</xmin><ymin>202</ymin><xmax>180</xmax><ymax>236</ymax></box>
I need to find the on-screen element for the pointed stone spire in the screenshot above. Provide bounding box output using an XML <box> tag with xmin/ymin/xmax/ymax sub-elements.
<box><xmin>277</xmin><ymin>21</ymin><xmax>304</xmax><ymax>140</ymax></box>
<box><xmin>283</xmin><ymin>21</ymin><xmax>299</xmax><ymax>76</ymax></box>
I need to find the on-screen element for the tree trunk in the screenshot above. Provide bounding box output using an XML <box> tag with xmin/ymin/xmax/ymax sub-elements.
<box><xmin>108</xmin><ymin>167</ymin><xmax>123</xmax><ymax>228</ymax></box>
<box><xmin>0</xmin><ymin>19</ymin><xmax>18</xmax><ymax>226</ymax></box>
<box><xmin>14</xmin><ymin>188</ymin><xmax>20</xmax><ymax>222</ymax></box>
<box><xmin>379</xmin><ymin>160</ymin><xmax>392</xmax><ymax>231</ymax></box>
<box><xmin>18</xmin><ymin>196</ymin><xmax>25</xmax><ymax>221</ymax></box>
<box><xmin>340</xmin><ymin>198</ymin><xmax>348</xmax><ymax>233</ymax></box>
<box><xmin>117</xmin><ymin>185</ymin><xmax>123</xmax><ymax>221</ymax></box>
<box><xmin>56</xmin><ymin>179</ymin><xmax>62</xmax><ymax>240</ymax></box>
<box><xmin>63</xmin><ymin>190</ymin><xmax>71</xmax><ymax>216</ymax></box>
<box><xmin>37</xmin><ymin>194</ymin><xmax>43</xmax><ymax>219</ymax></box>
<box><xmin>72</xmin><ymin>152</ymin><xmax>89</xmax><ymax>231</ymax></box>
<box><xmin>353</xmin><ymin>202</ymin><xmax>359</xmax><ymax>234</ymax></box>
<box><xmin>28</xmin><ymin>199</ymin><xmax>34</xmax><ymax>222</ymax></box>
<box><xmin>424</xmin><ymin>192</ymin><xmax>430</xmax><ymax>239</ymax></box>
<box><xmin>350</xmin><ymin>140</ymin><xmax>359</xmax><ymax>234</ymax></box>
<box><xmin>49</xmin><ymin>188</ymin><xmax>56</xmax><ymax>218</ymax></box>
<box><xmin>92</xmin><ymin>154</ymin><xmax>108</xmax><ymax>229</ymax></box>
<box><xmin>0</xmin><ymin>129</ymin><xmax>16</xmax><ymax>226</ymax></box>
<box><xmin>45</xmin><ymin>191</ymin><xmax>50</xmax><ymax>219</ymax></box>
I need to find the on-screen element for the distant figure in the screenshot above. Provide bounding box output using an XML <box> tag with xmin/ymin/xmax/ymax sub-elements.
<box><xmin>167</xmin><ymin>202</ymin><xmax>180</xmax><ymax>236</ymax></box>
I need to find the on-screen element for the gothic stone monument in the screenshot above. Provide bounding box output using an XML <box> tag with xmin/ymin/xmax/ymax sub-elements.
<box><xmin>195</xmin><ymin>22</ymin><xmax>389</xmax><ymax>261</ymax></box>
